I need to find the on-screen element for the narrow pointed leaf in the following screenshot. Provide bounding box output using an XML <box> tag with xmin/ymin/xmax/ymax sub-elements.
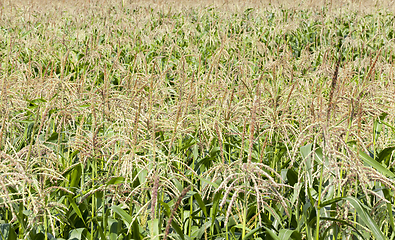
<box><xmin>193</xmin><ymin>193</ymin><xmax>208</xmax><ymax>217</ymax></box>
<box><xmin>67</xmin><ymin>196</ymin><xmax>85</xmax><ymax>224</ymax></box>
<box><xmin>345</xmin><ymin>196</ymin><xmax>385</xmax><ymax>239</ymax></box>
<box><xmin>359</xmin><ymin>151</ymin><xmax>395</xmax><ymax>178</ymax></box>
<box><xmin>110</xmin><ymin>205</ymin><xmax>132</xmax><ymax>225</ymax></box>
<box><xmin>106</xmin><ymin>176</ymin><xmax>125</xmax><ymax>186</ymax></box>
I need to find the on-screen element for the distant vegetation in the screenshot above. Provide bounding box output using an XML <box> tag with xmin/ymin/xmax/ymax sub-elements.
<box><xmin>1</xmin><ymin>0</ymin><xmax>395</xmax><ymax>239</ymax></box>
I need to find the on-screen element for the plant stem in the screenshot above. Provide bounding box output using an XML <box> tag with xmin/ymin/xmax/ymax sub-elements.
<box><xmin>315</xmin><ymin>162</ymin><xmax>324</xmax><ymax>240</ymax></box>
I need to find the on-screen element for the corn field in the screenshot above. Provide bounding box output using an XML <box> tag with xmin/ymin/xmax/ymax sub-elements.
<box><xmin>1</xmin><ymin>0</ymin><xmax>395</xmax><ymax>239</ymax></box>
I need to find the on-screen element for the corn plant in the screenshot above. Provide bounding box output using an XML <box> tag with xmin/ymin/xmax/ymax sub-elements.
<box><xmin>1</xmin><ymin>0</ymin><xmax>395</xmax><ymax>239</ymax></box>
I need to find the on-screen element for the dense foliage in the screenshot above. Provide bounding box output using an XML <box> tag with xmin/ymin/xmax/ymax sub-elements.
<box><xmin>1</xmin><ymin>1</ymin><xmax>395</xmax><ymax>239</ymax></box>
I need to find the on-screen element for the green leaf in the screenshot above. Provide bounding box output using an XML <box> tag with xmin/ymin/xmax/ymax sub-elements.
<box><xmin>319</xmin><ymin>217</ymin><xmax>365</xmax><ymax>239</ymax></box>
<box><xmin>300</xmin><ymin>143</ymin><xmax>313</xmax><ymax>187</ymax></box>
<box><xmin>108</xmin><ymin>218</ymin><xmax>120</xmax><ymax>240</ymax></box>
<box><xmin>26</xmin><ymin>98</ymin><xmax>46</xmax><ymax>109</ymax></box>
<box><xmin>67</xmin><ymin>195</ymin><xmax>85</xmax><ymax>225</ymax></box>
<box><xmin>96</xmin><ymin>225</ymin><xmax>106</xmax><ymax>240</ymax></box>
<box><xmin>286</xmin><ymin>169</ymin><xmax>298</xmax><ymax>186</ymax></box>
<box><xmin>383</xmin><ymin>188</ymin><xmax>395</xmax><ymax>231</ymax></box>
<box><xmin>171</xmin><ymin>220</ymin><xmax>185</xmax><ymax>240</ymax></box>
<box><xmin>278</xmin><ymin>229</ymin><xmax>301</xmax><ymax>240</ymax></box>
<box><xmin>131</xmin><ymin>220</ymin><xmax>142</xmax><ymax>240</ymax></box>
<box><xmin>0</xmin><ymin>224</ymin><xmax>17</xmax><ymax>240</ymax></box>
<box><xmin>210</xmin><ymin>191</ymin><xmax>222</xmax><ymax>235</ymax></box>
<box><xmin>359</xmin><ymin>150</ymin><xmax>395</xmax><ymax>178</ymax></box>
<box><xmin>30</xmin><ymin>232</ymin><xmax>45</xmax><ymax>240</ymax></box>
<box><xmin>69</xmin><ymin>163</ymin><xmax>82</xmax><ymax>191</ymax></box>
<box><xmin>197</xmin><ymin>221</ymin><xmax>211</xmax><ymax>239</ymax></box>
<box><xmin>106</xmin><ymin>177</ymin><xmax>125</xmax><ymax>186</ymax></box>
<box><xmin>196</xmin><ymin>175</ymin><xmax>219</xmax><ymax>189</ymax></box>
<box><xmin>193</xmin><ymin>193</ymin><xmax>208</xmax><ymax>217</ymax></box>
<box><xmin>265</xmin><ymin>228</ymin><xmax>280</xmax><ymax>240</ymax></box>
<box><xmin>46</xmin><ymin>132</ymin><xmax>59</xmax><ymax>142</ymax></box>
<box><xmin>377</xmin><ymin>147</ymin><xmax>395</xmax><ymax>164</ymax></box>
<box><xmin>243</xmin><ymin>226</ymin><xmax>263</xmax><ymax>240</ymax></box>
<box><xmin>69</xmin><ymin>228</ymin><xmax>87</xmax><ymax>240</ymax></box>
<box><xmin>148</xmin><ymin>219</ymin><xmax>160</xmax><ymax>240</ymax></box>
<box><xmin>110</xmin><ymin>205</ymin><xmax>133</xmax><ymax>226</ymax></box>
<box><xmin>232</xmin><ymin>224</ymin><xmax>251</xmax><ymax>232</ymax></box>
<box><xmin>319</xmin><ymin>196</ymin><xmax>384</xmax><ymax>239</ymax></box>
<box><xmin>158</xmin><ymin>200</ymin><xmax>171</xmax><ymax>217</ymax></box>
<box><xmin>78</xmin><ymin>104</ymin><xmax>91</xmax><ymax>108</ymax></box>
<box><xmin>138</xmin><ymin>169</ymin><xmax>148</xmax><ymax>185</ymax></box>
<box><xmin>374</xmin><ymin>112</ymin><xmax>387</xmax><ymax>136</ymax></box>
<box><xmin>319</xmin><ymin>196</ymin><xmax>344</xmax><ymax>208</ymax></box>
<box><xmin>345</xmin><ymin>196</ymin><xmax>385</xmax><ymax>239</ymax></box>
<box><xmin>382</xmin><ymin>121</ymin><xmax>395</xmax><ymax>131</ymax></box>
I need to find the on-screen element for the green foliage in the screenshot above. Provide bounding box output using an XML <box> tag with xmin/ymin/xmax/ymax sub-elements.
<box><xmin>0</xmin><ymin>1</ymin><xmax>395</xmax><ymax>239</ymax></box>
